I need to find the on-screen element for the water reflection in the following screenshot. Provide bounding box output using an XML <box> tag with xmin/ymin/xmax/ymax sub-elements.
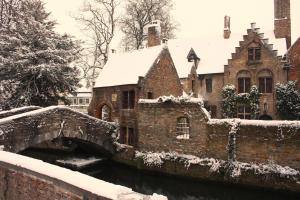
<box><xmin>88</xmin><ymin>162</ymin><xmax>299</xmax><ymax>200</ymax></box>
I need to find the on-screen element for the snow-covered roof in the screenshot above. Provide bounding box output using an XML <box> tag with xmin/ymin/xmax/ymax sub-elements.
<box><xmin>95</xmin><ymin>45</ymin><xmax>164</xmax><ymax>88</ymax></box>
<box><xmin>95</xmin><ymin>24</ymin><xmax>287</xmax><ymax>87</ymax></box>
<box><xmin>193</xmin><ymin>26</ymin><xmax>287</xmax><ymax>75</ymax></box>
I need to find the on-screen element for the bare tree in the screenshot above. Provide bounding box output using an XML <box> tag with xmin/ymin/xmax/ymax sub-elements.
<box><xmin>120</xmin><ymin>0</ymin><xmax>177</xmax><ymax>50</ymax></box>
<box><xmin>74</xmin><ymin>0</ymin><xmax>118</xmax><ymax>87</ymax></box>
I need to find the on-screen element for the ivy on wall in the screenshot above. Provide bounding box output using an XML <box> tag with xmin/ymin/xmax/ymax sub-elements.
<box><xmin>222</xmin><ymin>85</ymin><xmax>261</xmax><ymax>119</ymax></box>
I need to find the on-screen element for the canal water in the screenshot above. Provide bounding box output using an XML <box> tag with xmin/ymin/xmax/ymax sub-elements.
<box><xmin>21</xmin><ymin>148</ymin><xmax>299</xmax><ymax>200</ymax></box>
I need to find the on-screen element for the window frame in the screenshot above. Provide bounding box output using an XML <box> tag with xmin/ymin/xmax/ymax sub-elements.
<box><xmin>176</xmin><ymin>117</ymin><xmax>190</xmax><ymax>139</ymax></box>
<box><xmin>248</xmin><ymin>47</ymin><xmax>261</xmax><ymax>62</ymax></box>
<box><xmin>205</xmin><ymin>78</ymin><xmax>212</xmax><ymax>93</ymax></box>
<box><xmin>120</xmin><ymin>127</ymin><xmax>135</xmax><ymax>146</ymax></box>
<box><xmin>122</xmin><ymin>90</ymin><xmax>135</xmax><ymax>109</ymax></box>
<box><xmin>237</xmin><ymin>105</ymin><xmax>251</xmax><ymax>119</ymax></box>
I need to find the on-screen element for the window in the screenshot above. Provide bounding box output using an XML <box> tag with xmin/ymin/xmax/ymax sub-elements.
<box><xmin>258</xmin><ymin>70</ymin><xmax>273</xmax><ymax>93</ymax></box>
<box><xmin>147</xmin><ymin>92</ymin><xmax>153</xmax><ymax>99</ymax></box>
<box><xmin>206</xmin><ymin>78</ymin><xmax>212</xmax><ymax>93</ymax></box>
<box><xmin>237</xmin><ymin>105</ymin><xmax>251</xmax><ymax>119</ymax></box>
<box><xmin>176</xmin><ymin>117</ymin><xmax>190</xmax><ymax>139</ymax></box>
<box><xmin>122</xmin><ymin>90</ymin><xmax>135</xmax><ymax>109</ymax></box>
<box><xmin>192</xmin><ymin>80</ymin><xmax>195</xmax><ymax>93</ymax></box>
<box><xmin>237</xmin><ymin>71</ymin><xmax>251</xmax><ymax>93</ymax></box>
<box><xmin>73</xmin><ymin>98</ymin><xmax>77</xmax><ymax>105</ymax></box>
<box><xmin>120</xmin><ymin>127</ymin><xmax>135</xmax><ymax>146</ymax></box>
<box><xmin>86</xmin><ymin>98</ymin><xmax>90</xmax><ymax>104</ymax></box>
<box><xmin>248</xmin><ymin>47</ymin><xmax>261</xmax><ymax>62</ymax></box>
<box><xmin>101</xmin><ymin>105</ymin><xmax>111</xmax><ymax>121</ymax></box>
<box><xmin>238</xmin><ymin>78</ymin><xmax>250</xmax><ymax>93</ymax></box>
<box><xmin>79</xmin><ymin>98</ymin><xmax>83</xmax><ymax>104</ymax></box>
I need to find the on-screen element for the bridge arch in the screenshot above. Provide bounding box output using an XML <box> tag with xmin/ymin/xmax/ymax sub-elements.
<box><xmin>0</xmin><ymin>106</ymin><xmax>118</xmax><ymax>154</ymax></box>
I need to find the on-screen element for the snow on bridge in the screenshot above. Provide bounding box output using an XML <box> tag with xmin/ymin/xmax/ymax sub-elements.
<box><xmin>0</xmin><ymin>106</ymin><xmax>118</xmax><ymax>154</ymax></box>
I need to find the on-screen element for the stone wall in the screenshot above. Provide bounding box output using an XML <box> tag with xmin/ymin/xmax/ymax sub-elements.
<box><xmin>0</xmin><ymin>151</ymin><xmax>163</xmax><ymax>200</ymax></box>
<box><xmin>0</xmin><ymin>106</ymin><xmax>116</xmax><ymax>154</ymax></box>
<box><xmin>138</xmin><ymin>101</ymin><xmax>300</xmax><ymax>170</ymax></box>
<box><xmin>208</xmin><ymin>119</ymin><xmax>300</xmax><ymax>170</ymax></box>
<box><xmin>138</xmin><ymin>100</ymin><xmax>209</xmax><ymax>156</ymax></box>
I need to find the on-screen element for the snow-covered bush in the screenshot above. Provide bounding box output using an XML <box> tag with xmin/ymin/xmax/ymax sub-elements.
<box><xmin>276</xmin><ymin>81</ymin><xmax>300</xmax><ymax>120</ymax></box>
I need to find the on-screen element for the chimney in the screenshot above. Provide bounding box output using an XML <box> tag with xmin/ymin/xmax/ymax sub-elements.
<box><xmin>274</xmin><ymin>0</ymin><xmax>291</xmax><ymax>48</ymax></box>
<box><xmin>147</xmin><ymin>20</ymin><xmax>161</xmax><ymax>47</ymax></box>
<box><xmin>223</xmin><ymin>16</ymin><xmax>231</xmax><ymax>39</ymax></box>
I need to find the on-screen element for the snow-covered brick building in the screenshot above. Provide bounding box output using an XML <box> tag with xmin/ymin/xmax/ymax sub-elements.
<box><xmin>89</xmin><ymin>0</ymin><xmax>295</xmax><ymax>146</ymax></box>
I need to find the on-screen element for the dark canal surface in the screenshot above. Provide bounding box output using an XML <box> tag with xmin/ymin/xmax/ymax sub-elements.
<box><xmin>21</xmin><ymin>148</ymin><xmax>300</xmax><ymax>200</ymax></box>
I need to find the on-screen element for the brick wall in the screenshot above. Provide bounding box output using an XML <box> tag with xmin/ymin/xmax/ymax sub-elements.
<box><xmin>138</xmin><ymin>102</ymin><xmax>300</xmax><ymax>170</ymax></box>
<box><xmin>138</xmin><ymin>102</ymin><xmax>209</xmax><ymax>156</ymax></box>
<box><xmin>274</xmin><ymin>0</ymin><xmax>291</xmax><ymax>48</ymax></box>
<box><xmin>0</xmin><ymin>152</ymin><xmax>160</xmax><ymax>200</ymax></box>
<box><xmin>0</xmin><ymin>165</ymin><xmax>85</xmax><ymax>200</ymax></box>
<box><xmin>140</xmin><ymin>48</ymin><xmax>183</xmax><ymax>99</ymax></box>
<box><xmin>208</xmin><ymin>120</ymin><xmax>300</xmax><ymax>170</ymax></box>
<box><xmin>288</xmin><ymin>37</ymin><xmax>300</xmax><ymax>89</ymax></box>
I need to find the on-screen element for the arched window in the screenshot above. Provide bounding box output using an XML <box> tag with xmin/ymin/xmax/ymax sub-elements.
<box><xmin>258</xmin><ymin>70</ymin><xmax>273</xmax><ymax>93</ymax></box>
<box><xmin>101</xmin><ymin>105</ymin><xmax>111</xmax><ymax>121</ymax></box>
<box><xmin>237</xmin><ymin>70</ymin><xmax>251</xmax><ymax>93</ymax></box>
<box><xmin>176</xmin><ymin>117</ymin><xmax>190</xmax><ymax>139</ymax></box>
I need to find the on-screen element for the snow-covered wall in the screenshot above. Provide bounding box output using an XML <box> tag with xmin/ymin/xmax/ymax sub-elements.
<box><xmin>207</xmin><ymin>119</ymin><xmax>300</xmax><ymax>170</ymax></box>
<box><xmin>137</xmin><ymin>99</ymin><xmax>300</xmax><ymax>171</ymax></box>
<box><xmin>0</xmin><ymin>106</ymin><xmax>41</xmax><ymax>119</ymax></box>
<box><xmin>0</xmin><ymin>151</ymin><xmax>167</xmax><ymax>200</ymax></box>
<box><xmin>0</xmin><ymin>106</ymin><xmax>117</xmax><ymax>153</ymax></box>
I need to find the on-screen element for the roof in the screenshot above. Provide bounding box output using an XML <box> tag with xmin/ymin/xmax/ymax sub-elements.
<box><xmin>192</xmin><ymin>26</ymin><xmax>287</xmax><ymax>75</ymax></box>
<box><xmin>95</xmin><ymin>25</ymin><xmax>287</xmax><ymax>88</ymax></box>
<box><xmin>95</xmin><ymin>45</ymin><xmax>164</xmax><ymax>88</ymax></box>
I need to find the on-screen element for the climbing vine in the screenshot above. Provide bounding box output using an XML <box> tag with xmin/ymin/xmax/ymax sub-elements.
<box><xmin>222</xmin><ymin>85</ymin><xmax>261</xmax><ymax>119</ymax></box>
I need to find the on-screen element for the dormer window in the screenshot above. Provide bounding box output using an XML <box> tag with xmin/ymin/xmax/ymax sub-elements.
<box><xmin>248</xmin><ymin>47</ymin><xmax>261</xmax><ymax>62</ymax></box>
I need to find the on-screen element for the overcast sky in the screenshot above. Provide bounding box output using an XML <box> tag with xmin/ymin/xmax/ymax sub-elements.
<box><xmin>43</xmin><ymin>0</ymin><xmax>300</xmax><ymax>48</ymax></box>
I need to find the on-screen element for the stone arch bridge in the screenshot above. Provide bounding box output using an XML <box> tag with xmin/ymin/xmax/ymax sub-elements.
<box><xmin>0</xmin><ymin>106</ymin><xmax>118</xmax><ymax>154</ymax></box>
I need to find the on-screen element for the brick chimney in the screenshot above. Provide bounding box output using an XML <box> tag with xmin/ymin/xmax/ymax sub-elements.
<box><xmin>274</xmin><ymin>0</ymin><xmax>291</xmax><ymax>48</ymax></box>
<box><xmin>223</xmin><ymin>16</ymin><xmax>231</xmax><ymax>39</ymax></box>
<box><xmin>147</xmin><ymin>20</ymin><xmax>161</xmax><ymax>47</ymax></box>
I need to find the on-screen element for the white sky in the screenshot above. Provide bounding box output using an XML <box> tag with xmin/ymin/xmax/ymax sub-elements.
<box><xmin>43</xmin><ymin>0</ymin><xmax>300</xmax><ymax>48</ymax></box>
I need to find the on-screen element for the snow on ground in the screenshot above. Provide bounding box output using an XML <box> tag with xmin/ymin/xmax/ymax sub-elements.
<box><xmin>0</xmin><ymin>151</ymin><xmax>167</xmax><ymax>200</ymax></box>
